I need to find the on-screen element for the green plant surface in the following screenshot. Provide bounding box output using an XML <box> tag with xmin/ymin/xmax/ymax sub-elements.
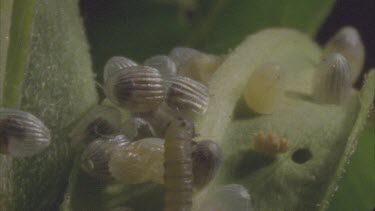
<box><xmin>0</xmin><ymin>0</ymin><xmax>98</xmax><ymax>210</ymax></box>
<box><xmin>193</xmin><ymin>29</ymin><xmax>375</xmax><ymax>211</ymax></box>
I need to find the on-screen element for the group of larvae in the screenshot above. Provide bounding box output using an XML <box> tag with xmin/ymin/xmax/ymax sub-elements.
<box><xmin>0</xmin><ymin>26</ymin><xmax>364</xmax><ymax>211</ymax></box>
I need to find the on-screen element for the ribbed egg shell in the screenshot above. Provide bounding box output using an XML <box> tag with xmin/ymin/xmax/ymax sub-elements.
<box><xmin>103</xmin><ymin>56</ymin><xmax>137</xmax><ymax>82</ymax></box>
<box><xmin>109</xmin><ymin>138</ymin><xmax>165</xmax><ymax>184</ymax></box>
<box><xmin>144</xmin><ymin>55</ymin><xmax>177</xmax><ymax>78</ymax></box>
<box><xmin>166</xmin><ymin>76</ymin><xmax>209</xmax><ymax>115</ymax></box>
<box><xmin>104</xmin><ymin>66</ymin><xmax>166</xmax><ymax>112</ymax></box>
<box><xmin>0</xmin><ymin>108</ymin><xmax>51</xmax><ymax>157</ymax></box>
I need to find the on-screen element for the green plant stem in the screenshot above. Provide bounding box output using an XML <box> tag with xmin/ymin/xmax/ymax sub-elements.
<box><xmin>2</xmin><ymin>0</ymin><xmax>36</xmax><ymax>108</ymax></box>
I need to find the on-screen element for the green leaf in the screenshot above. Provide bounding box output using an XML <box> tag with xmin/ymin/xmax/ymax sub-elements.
<box><xmin>193</xmin><ymin>29</ymin><xmax>374</xmax><ymax>211</ymax></box>
<box><xmin>0</xmin><ymin>0</ymin><xmax>97</xmax><ymax>210</ymax></box>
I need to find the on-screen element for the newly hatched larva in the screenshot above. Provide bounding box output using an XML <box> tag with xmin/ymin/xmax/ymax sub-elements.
<box><xmin>0</xmin><ymin>109</ymin><xmax>51</xmax><ymax>157</ymax></box>
<box><xmin>144</xmin><ymin>55</ymin><xmax>177</xmax><ymax>78</ymax></box>
<box><xmin>252</xmin><ymin>131</ymin><xmax>288</xmax><ymax>157</ymax></box>
<box><xmin>70</xmin><ymin>105</ymin><xmax>122</xmax><ymax>149</ymax></box>
<box><xmin>323</xmin><ymin>26</ymin><xmax>365</xmax><ymax>83</ymax></box>
<box><xmin>166</xmin><ymin>76</ymin><xmax>209</xmax><ymax>115</ymax></box>
<box><xmin>103</xmin><ymin>56</ymin><xmax>137</xmax><ymax>82</ymax></box>
<box><xmin>81</xmin><ymin>135</ymin><xmax>129</xmax><ymax>180</ymax></box>
<box><xmin>198</xmin><ymin>184</ymin><xmax>253</xmax><ymax>211</ymax></box>
<box><xmin>312</xmin><ymin>53</ymin><xmax>352</xmax><ymax>104</ymax></box>
<box><xmin>104</xmin><ymin>66</ymin><xmax>166</xmax><ymax>112</ymax></box>
<box><xmin>192</xmin><ymin>140</ymin><xmax>223</xmax><ymax>190</ymax></box>
<box><xmin>109</xmin><ymin>137</ymin><xmax>165</xmax><ymax>184</ymax></box>
<box><xmin>164</xmin><ymin>117</ymin><xmax>195</xmax><ymax>211</ymax></box>
<box><xmin>243</xmin><ymin>63</ymin><xmax>286</xmax><ymax>114</ymax></box>
<box><xmin>121</xmin><ymin>117</ymin><xmax>156</xmax><ymax>141</ymax></box>
<box><xmin>170</xmin><ymin>47</ymin><xmax>222</xmax><ymax>83</ymax></box>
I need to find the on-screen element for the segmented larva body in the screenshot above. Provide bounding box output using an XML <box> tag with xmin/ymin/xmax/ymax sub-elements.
<box><xmin>144</xmin><ymin>55</ymin><xmax>177</xmax><ymax>78</ymax></box>
<box><xmin>103</xmin><ymin>56</ymin><xmax>137</xmax><ymax>82</ymax></box>
<box><xmin>104</xmin><ymin>66</ymin><xmax>166</xmax><ymax>112</ymax></box>
<box><xmin>323</xmin><ymin>26</ymin><xmax>364</xmax><ymax>83</ymax></box>
<box><xmin>243</xmin><ymin>63</ymin><xmax>286</xmax><ymax>114</ymax></box>
<box><xmin>70</xmin><ymin>105</ymin><xmax>122</xmax><ymax>149</ymax></box>
<box><xmin>121</xmin><ymin>117</ymin><xmax>156</xmax><ymax>141</ymax></box>
<box><xmin>252</xmin><ymin>131</ymin><xmax>288</xmax><ymax>156</ymax></box>
<box><xmin>80</xmin><ymin>135</ymin><xmax>129</xmax><ymax>180</ymax></box>
<box><xmin>166</xmin><ymin>76</ymin><xmax>209</xmax><ymax>115</ymax></box>
<box><xmin>109</xmin><ymin>137</ymin><xmax>165</xmax><ymax>184</ymax></box>
<box><xmin>198</xmin><ymin>184</ymin><xmax>253</xmax><ymax>211</ymax></box>
<box><xmin>0</xmin><ymin>109</ymin><xmax>51</xmax><ymax>157</ymax></box>
<box><xmin>164</xmin><ymin>117</ymin><xmax>195</xmax><ymax>211</ymax></box>
<box><xmin>313</xmin><ymin>53</ymin><xmax>352</xmax><ymax>104</ymax></box>
<box><xmin>192</xmin><ymin>140</ymin><xmax>222</xmax><ymax>190</ymax></box>
<box><xmin>170</xmin><ymin>47</ymin><xmax>222</xmax><ymax>83</ymax></box>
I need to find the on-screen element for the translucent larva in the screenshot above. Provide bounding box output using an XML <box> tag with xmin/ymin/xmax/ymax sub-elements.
<box><xmin>104</xmin><ymin>66</ymin><xmax>166</xmax><ymax>112</ymax></box>
<box><xmin>70</xmin><ymin>105</ymin><xmax>122</xmax><ymax>149</ymax></box>
<box><xmin>252</xmin><ymin>132</ymin><xmax>288</xmax><ymax>157</ymax></box>
<box><xmin>103</xmin><ymin>56</ymin><xmax>137</xmax><ymax>82</ymax></box>
<box><xmin>81</xmin><ymin>135</ymin><xmax>129</xmax><ymax>180</ymax></box>
<box><xmin>144</xmin><ymin>55</ymin><xmax>177</xmax><ymax>78</ymax></box>
<box><xmin>198</xmin><ymin>184</ymin><xmax>253</xmax><ymax>211</ymax></box>
<box><xmin>243</xmin><ymin>63</ymin><xmax>286</xmax><ymax>114</ymax></box>
<box><xmin>0</xmin><ymin>109</ymin><xmax>51</xmax><ymax>157</ymax></box>
<box><xmin>164</xmin><ymin>117</ymin><xmax>194</xmax><ymax>211</ymax></box>
<box><xmin>192</xmin><ymin>140</ymin><xmax>222</xmax><ymax>190</ymax></box>
<box><xmin>121</xmin><ymin>117</ymin><xmax>156</xmax><ymax>141</ymax></box>
<box><xmin>323</xmin><ymin>26</ymin><xmax>365</xmax><ymax>83</ymax></box>
<box><xmin>137</xmin><ymin>104</ymin><xmax>175</xmax><ymax>138</ymax></box>
<box><xmin>170</xmin><ymin>47</ymin><xmax>222</xmax><ymax>83</ymax></box>
<box><xmin>166</xmin><ymin>76</ymin><xmax>209</xmax><ymax>115</ymax></box>
<box><xmin>109</xmin><ymin>137</ymin><xmax>165</xmax><ymax>184</ymax></box>
<box><xmin>313</xmin><ymin>53</ymin><xmax>352</xmax><ymax>104</ymax></box>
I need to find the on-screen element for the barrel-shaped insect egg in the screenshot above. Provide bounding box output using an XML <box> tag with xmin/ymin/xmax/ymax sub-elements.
<box><xmin>103</xmin><ymin>56</ymin><xmax>137</xmax><ymax>82</ymax></box>
<box><xmin>81</xmin><ymin>135</ymin><xmax>129</xmax><ymax>180</ymax></box>
<box><xmin>192</xmin><ymin>140</ymin><xmax>223</xmax><ymax>190</ymax></box>
<box><xmin>164</xmin><ymin>117</ymin><xmax>194</xmax><ymax>211</ymax></box>
<box><xmin>198</xmin><ymin>184</ymin><xmax>253</xmax><ymax>211</ymax></box>
<box><xmin>109</xmin><ymin>137</ymin><xmax>165</xmax><ymax>184</ymax></box>
<box><xmin>121</xmin><ymin>117</ymin><xmax>156</xmax><ymax>141</ymax></box>
<box><xmin>144</xmin><ymin>55</ymin><xmax>177</xmax><ymax>78</ymax></box>
<box><xmin>0</xmin><ymin>109</ymin><xmax>51</xmax><ymax>157</ymax></box>
<box><xmin>166</xmin><ymin>76</ymin><xmax>209</xmax><ymax>115</ymax></box>
<box><xmin>70</xmin><ymin>105</ymin><xmax>122</xmax><ymax>149</ymax></box>
<box><xmin>243</xmin><ymin>63</ymin><xmax>286</xmax><ymax>114</ymax></box>
<box><xmin>104</xmin><ymin>66</ymin><xmax>166</xmax><ymax>112</ymax></box>
<box><xmin>169</xmin><ymin>47</ymin><xmax>203</xmax><ymax>68</ymax></box>
<box><xmin>313</xmin><ymin>53</ymin><xmax>352</xmax><ymax>104</ymax></box>
<box><xmin>323</xmin><ymin>26</ymin><xmax>364</xmax><ymax>83</ymax></box>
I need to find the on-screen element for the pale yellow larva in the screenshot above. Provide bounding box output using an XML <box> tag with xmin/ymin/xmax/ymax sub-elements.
<box><xmin>323</xmin><ymin>26</ymin><xmax>365</xmax><ymax>83</ymax></box>
<box><xmin>0</xmin><ymin>108</ymin><xmax>51</xmax><ymax>157</ymax></box>
<box><xmin>243</xmin><ymin>63</ymin><xmax>286</xmax><ymax>114</ymax></box>
<box><xmin>108</xmin><ymin>137</ymin><xmax>165</xmax><ymax>184</ymax></box>
<box><xmin>313</xmin><ymin>53</ymin><xmax>352</xmax><ymax>104</ymax></box>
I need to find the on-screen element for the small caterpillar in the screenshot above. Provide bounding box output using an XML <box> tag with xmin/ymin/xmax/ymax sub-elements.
<box><xmin>164</xmin><ymin>117</ymin><xmax>195</xmax><ymax>211</ymax></box>
<box><xmin>0</xmin><ymin>108</ymin><xmax>51</xmax><ymax>157</ymax></box>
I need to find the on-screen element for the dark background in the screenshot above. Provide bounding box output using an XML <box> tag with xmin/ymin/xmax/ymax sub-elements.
<box><xmin>316</xmin><ymin>0</ymin><xmax>375</xmax><ymax>87</ymax></box>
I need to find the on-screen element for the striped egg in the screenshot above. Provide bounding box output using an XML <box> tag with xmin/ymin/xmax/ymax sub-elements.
<box><xmin>81</xmin><ymin>135</ymin><xmax>129</xmax><ymax>180</ymax></box>
<box><xmin>198</xmin><ymin>184</ymin><xmax>253</xmax><ymax>211</ymax></box>
<box><xmin>0</xmin><ymin>108</ymin><xmax>51</xmax><ymax>157</ymax></box>
<box><xmin>109</xmin><ymin>137</ymin><xmax>165</xmax><ymax>184</ymax></box>
<box><xmin>166</xmin><ymin>76</ymin><xmax>209</xmax><ymax>115</ymax></box>
<box><xmin>323</xmin><ymin>26</ymin><xmax>364</xmax><ymax>83</ymax></box>
<box><xmin>313</xmin><ymin>53</ymin><xmax>352</xmax><ymax>104</ymax></box>
<box><xmin>103</xmin><ymin>56</ymin><xmax>137</xmax><ymax>82</ymax></box>
<box><xmin>144</xmin><ymin>55</ymin><xmax>177</xmax><ymax>78</ymax></box>
<box><xmin>243</xmin><ymin>63</ymin><xmax>286</xmax><ymax>114</ymax></box>
<box><xmin>192</xmin><ymin>140</ymin><xmax>223</xmax><ymax>190</ymax></box>
<box><xmin>70</xmin><ymin>105</ymin><xmax>122</xmax><ymax>149</ymax></box>
<box><xmin>104</xmin><ymin>66</ymin><xmax>166</xmax><ymax>112</ymax></box>
<box><xmin>169</xmin><ymin>47</ymin><xmax>203</xmax><ymax>68</ymax></box>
